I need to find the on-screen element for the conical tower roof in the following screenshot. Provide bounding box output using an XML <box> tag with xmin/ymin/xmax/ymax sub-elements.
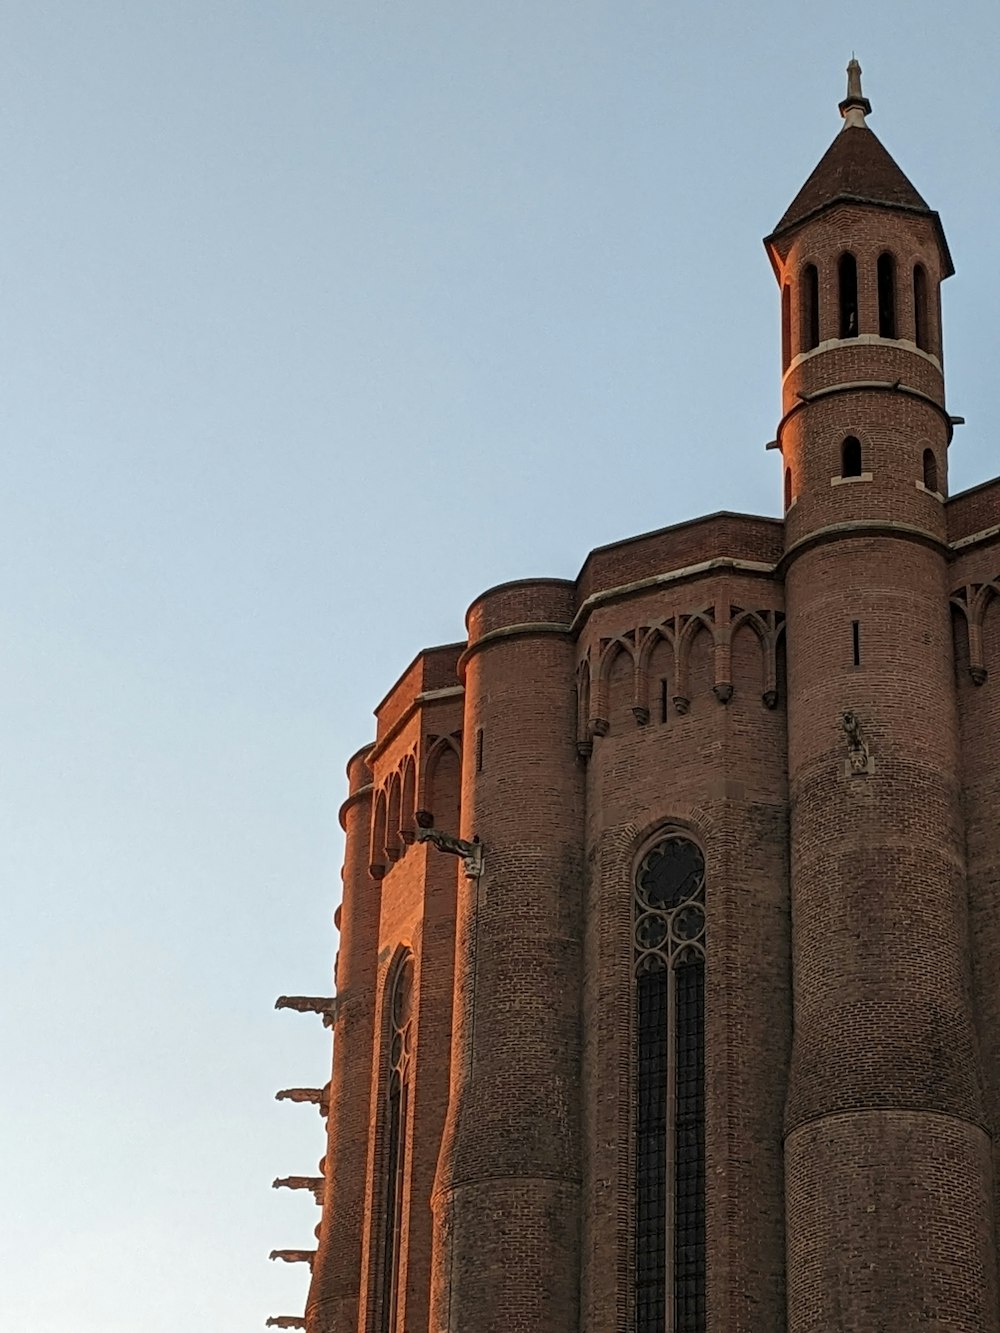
<box><xmin>765</xmin><ymin>61</ymin><xmax>952</xmax><ymax>275</ymax></box>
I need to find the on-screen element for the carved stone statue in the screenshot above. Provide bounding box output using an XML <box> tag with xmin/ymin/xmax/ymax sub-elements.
<box><xmin>273</xmin><ymin>1176</ymin><xmax>324</xmax><ymax>1204</ymax></box>
<box><xmin>841</xmin><ymin>710</ymin><xmax>872</xmax><ymax>774</ymax></box>
<box><xmin>275</xmin><ymin>1088</ymin><xmax>323</xmax><ymax>1105</ymax></box>
<box><xmin>266</xmin><ymin>1319</ymin><xmax>305</xmax><ymax>1330</ymax></box>
<box><xmin>274</xmin><ymin>995</ymin><xmax>338</xmax><ymax>1027</ymax></box>
<box><xmin>415</xmin><ymin>828</ymin><xmax>484</xmax><ymax>878</ymax></box>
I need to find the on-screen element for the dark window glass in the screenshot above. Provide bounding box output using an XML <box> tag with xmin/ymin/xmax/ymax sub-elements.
<box><xmin>380</xmin><ymin>956</ymin><xmax>413</xmax><ymax>1333</ymax></box>
<box><xmin>923</xmin><ymin>448</ymin><xmax>938</xmax><ymax>493</ymax></box>
<box><xmin>877</xmin><ymin>252</ymin><xmax>896</xmax><ymax>338</ymax></box>
<box><xmin>674</xmin><ymin>954</ymin><xmax>706</xmax><ymax>1331</ymax></box>
<box><xmin>841</xmin><ymin>436</ymin><xmax>863</xmax><ymax>478</ymax></box>
<box><xmin>635</xmin><ymin>837</ymin><xmax>706</xmax><ymax>1333</ymax></box>
<box><xmin>801</xmin><ymin>263</ymin><xmax>820</xmax><ymax>350</ymax></box>
<box><xmin>839</xmin><ymin>253</ymin><xmax>858</xmax><ymax>338</ymax></box>
<box><xmin>636</xmin><ymin>961</ymin><xmax>668</xmax><ymax>1330</ymax></box>
<box><xmin>781</xmin><ymin>285</ymin><xmax>792</xmax><ymax>370</ymax></box>
<box><xmin>784</xmin><ymin>466</ymin><xmax>793</xmax><ymax>512</ymax></box>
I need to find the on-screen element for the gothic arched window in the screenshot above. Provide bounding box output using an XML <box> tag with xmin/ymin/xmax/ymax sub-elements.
<box><xmin>379</xmin><ymin>953</ymin><xmax>414</xmax><ymax>1333</ymax></box>
<box><xmin>634</xmin><ymin>835</ymin><xmax>706</xmax><ymax>1333</ymax></box>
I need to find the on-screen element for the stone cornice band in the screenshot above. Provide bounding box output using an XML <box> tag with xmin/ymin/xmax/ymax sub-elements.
<box><xmin>775</xmin><ymin>379</ymin><xmax>957</xmax><ymax>451</ymax></box>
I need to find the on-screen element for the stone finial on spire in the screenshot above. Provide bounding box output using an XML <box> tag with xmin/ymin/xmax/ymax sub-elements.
<box><xmin>839</xmin><ymin>57</ymin><xmax>872</xmax><ymax>128</ymax></box>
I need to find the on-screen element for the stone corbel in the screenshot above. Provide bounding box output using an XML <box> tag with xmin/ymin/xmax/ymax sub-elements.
<box><xmin>415</xmin><ymin>827</ymin><xmax>484</xmax><ymax>879</ymax></box>
<box><xmin>713</xmin><ymin>623</ymin><xmax>733</xmax><ymax>704</ymax></box>
<box><xmin>275</xmin><ymin>996</ymin><xmax>338</xmax><ymax>1028</ymax></box>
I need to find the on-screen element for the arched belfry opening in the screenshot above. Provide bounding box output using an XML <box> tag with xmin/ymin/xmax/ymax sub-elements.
<box><xmin>914</xmin><ymin>263</ymin><xmax>930</xmax><ymax>351</ymax></box>
<box><xmin>801</xmin><ymin>263</ymin><xmax>820</xmax><ymax>351</ymax></box>
<box><xmin>838</xmin><ymin>253</ymin><xmax>858</xmax><ymax>338</ymax></box>
<box><xmin>877</xmin><ymin>252</ymin><xmax>896</xmax><ymax>338</ymax></box>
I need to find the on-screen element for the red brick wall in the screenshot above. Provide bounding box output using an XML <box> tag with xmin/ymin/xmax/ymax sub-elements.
<box><xmin>576</xmin><ymin>573</ymin><xmax>789</xmax><ymax>1331</ymax></box>
<box><xmin>308</xmin><ymin>747</ymin><xmax>377</xmax><ymax>1333</ymax></box>
<box><xmin>430</xmin><ymin>579</ymin><xmax>584</xmax><ymax>1333</ymax></box>
<box><xmin>777</xmin><ymin>197</ymin><xmax>998</xmax><ymax>1330</ymax></box>
<box><xmin>308</xmin><ymin>143</ymin><xmax>1000</xmax><ymax>1333</ymax></box>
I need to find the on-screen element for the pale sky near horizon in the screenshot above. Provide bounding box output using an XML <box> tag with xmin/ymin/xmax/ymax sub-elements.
<box><xmin>1</xmin><ymin>4</ymin><xmax>997</xmax><ymax>1329</ymax></box>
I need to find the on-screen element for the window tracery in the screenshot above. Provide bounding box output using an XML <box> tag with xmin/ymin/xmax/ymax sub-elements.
<box><xmin>379</xmin><ymin>954</ymin><xmax>414</xmax><ymax>1333</ymax></box>
<box><xmin>634</xmin><ymin>836</ymin><xmax>706</xmax><ymax>1332</ymax></box>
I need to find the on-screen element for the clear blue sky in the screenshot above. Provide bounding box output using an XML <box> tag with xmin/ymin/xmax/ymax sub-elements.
<box><xmin>1</xmin><ymin>3</ymin><xmax>996</xmax><ymax>1328</ymax></box>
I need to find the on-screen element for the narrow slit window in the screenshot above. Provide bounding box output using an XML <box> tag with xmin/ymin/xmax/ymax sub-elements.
<box><xmin>659</xmin><ymin>678</ymin><xmax>669</xmax><ymax>725</ymax></box>
<box><xmin>784</xmin><ymin>466</ymin><xmax>793</xmax><ymax>512</ymax></box>
<box><xmin>839</xmin><ymin>253</ymin><xmax>859</xmax><ymax>338</ymax></box>
<box><xmin>852</xmin><ymin>621</ymin><xmax>861</xmax><ymax>667</ymax></box>
<box><xmin>801</xmin><ymin>263</ymin><xmax>820</xmax><ymax>351</ymax></box>
<box><xmin>841</xmin><ymin>436</ymin><xmax>863</xmax><ymax>478</ymax></box>
<box><xmin>914</xmin><ymin>264</ymin><xmax>929</xmax><ymax>351</ymax></box>
<box><xmin>877</xmin><ymin>252</ymin><xmax>896</xmax><ymax>338</ymax></box>
<box><xmin>923</xmin><ymin>448</ymin><xmax>938</xmax><ymax>493</ymax></box>
<box><xmin>475</xmin><ymin>728</ymin><xmax>484</xmax><ymax>772</ymax></box>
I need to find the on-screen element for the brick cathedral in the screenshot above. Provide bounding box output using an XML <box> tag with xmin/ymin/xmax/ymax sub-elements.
<box><xmin>271</xmin><ymin>63</ymin><xmax>1000</xmax><ymax>1332</ymax></box>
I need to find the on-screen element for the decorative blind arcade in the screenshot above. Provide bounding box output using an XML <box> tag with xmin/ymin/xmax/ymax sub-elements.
<box><xmin>634</xmin><ymin>837</ymin><xmax>707</xmax><ymax>1333</ymax></box>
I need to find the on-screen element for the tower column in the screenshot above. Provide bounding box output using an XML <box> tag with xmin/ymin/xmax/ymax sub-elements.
<box><xmin>429</xmin><ymin>580</ymin><xmax>584</xmax><ymax>1333</ymax></box>
<box><xmin>766</xmin><ymin>62</ymin><xmax>999</xmax><ymax>1328</ymax></box>
<box><xmin>783</xmin><ymin>525</ymin><xmax>997</xmax><ymax>1332</ymax></box>
<box><xmin>307</xmin><ymin>748</ymin><xmax>379</xmax><ymax>1333</ymax></box>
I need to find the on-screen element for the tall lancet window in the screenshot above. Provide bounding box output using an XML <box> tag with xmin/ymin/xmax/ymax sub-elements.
<box><xmin>634</xmin><ymin>835</ymin><xmax>706</xmax><ymax>1333</ymax></box>
<box><xmin>379</xmin><ymin>953</ymin><xmax>414</xmax><ymax>1333</ymax></box>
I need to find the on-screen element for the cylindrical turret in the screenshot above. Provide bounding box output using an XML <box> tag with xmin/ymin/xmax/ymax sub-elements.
<box><xmin>307</xmin><ymin>747</ymin><xmax>378</xmax><ymax>1333</ymax></box>
<box><xmin>767</xmin><ymin>64</ymin><xmax>999</xmax><ymax>1332</ymax></box>
<box><xmin>429</xmin><ymin>579</ymin><xmax>585</xmax><ymax>1333</ymax></box>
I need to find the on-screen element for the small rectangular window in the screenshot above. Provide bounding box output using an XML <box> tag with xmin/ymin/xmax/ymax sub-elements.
<box><xmin>475</xmin><ymin>727</ymin><xmax>484</xmax><ymax>772</ymax></box>
<box><xmin>852</xmin><ymin>621</ymin><xmax>861</xmax><ymax>667</ymax></box>
<box><xmin>659</xmin><ymin>679</ymin><xmax>669</xmax><ymax>724</ymax></box>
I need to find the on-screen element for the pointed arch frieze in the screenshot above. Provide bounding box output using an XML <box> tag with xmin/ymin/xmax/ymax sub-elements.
<box><xmin>951</xmin><ymin>580</ymin><xmax>1000</xmax><ymax>685</ymax></box>
<box><xmin>581</xmin><ymin>602</ymin><xmax>785</xmax><ymax>743</ymax></box>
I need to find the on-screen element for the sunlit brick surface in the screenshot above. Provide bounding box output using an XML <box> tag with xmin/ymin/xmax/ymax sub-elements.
<box><xmin>303</xmin><ymin>85</ymin><xmax>1000</xmax><ymax>1333</ymax></box>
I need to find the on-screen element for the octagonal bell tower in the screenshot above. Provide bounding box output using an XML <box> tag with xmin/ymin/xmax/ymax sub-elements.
<box><xmin>766</xmin><ymin>62</ymin><xmax>999</xmax><ymax>1332</ymax></box>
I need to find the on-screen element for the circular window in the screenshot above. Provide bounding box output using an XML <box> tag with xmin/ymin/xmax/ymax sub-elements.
<box><xmin>636</xmin><ymin>837</ymin><xmax>705</xmax><ymax>910</ymax></box>
<box><xmin>634</xmin><ymin>835</ymin><xmax>706</xmax><ymax>970</ymax></box>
